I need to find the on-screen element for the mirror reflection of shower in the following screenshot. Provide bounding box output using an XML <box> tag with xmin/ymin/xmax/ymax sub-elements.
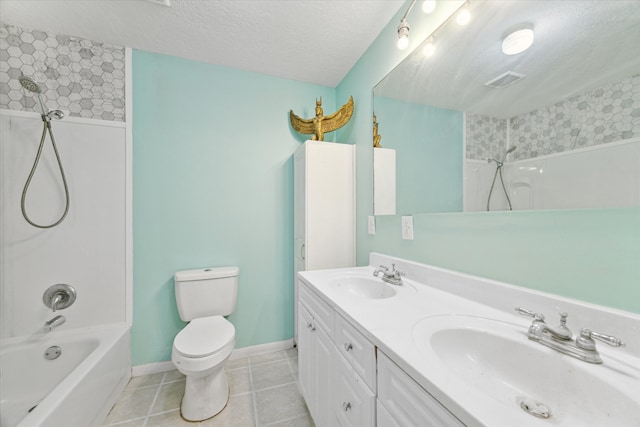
<box><xmin>486</xmin><ymin>145</ymin><xmax>517</xmax><ymax>211</ymax></box>
<box><xmin>18</xmin><ymin>75</ymin><xmax>70</xmax><ymax>228</ymax></box>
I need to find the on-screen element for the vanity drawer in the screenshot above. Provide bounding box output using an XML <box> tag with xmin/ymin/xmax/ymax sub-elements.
<box><xmin>299</xmin><ymin>280</ymin><xmax>333</xmax><ymax>333</ymax></box>
<box><xmin>334</xmin><ymin>351</ymin><xmax>375</xmax><ymax>427</ymax></box>
<box><xmin>334</xmin><ymin>312</ymin><xmax>376</xmax><ymax>391</ymax></box>
<box><xmin>378</xmin><ymin>351</ymin><xmax>465</xmax><ymax>427</ymax></box>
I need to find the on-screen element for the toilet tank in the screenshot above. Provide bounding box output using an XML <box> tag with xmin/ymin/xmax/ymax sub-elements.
<box><xmin>174</xmin><ymin>266</ymin><xmax>239</xmax><ymax>321</ymax></box>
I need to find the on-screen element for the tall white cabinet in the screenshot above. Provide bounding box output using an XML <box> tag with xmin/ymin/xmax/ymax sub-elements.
<box><xmin>294</xmin><ymin>140</ymin><xmax>355</xmax><ymax>343</ymax></box>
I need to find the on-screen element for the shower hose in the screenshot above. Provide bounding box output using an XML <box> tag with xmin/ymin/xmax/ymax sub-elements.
<box><xmin>21</xmin><ymin>118</ymin><xmax>70</xmax><ymax>228</ymax></box>
<box><xmin>486</xmin><ymin>163</ymin><xmax>513</xmax><ymax>211</ymax></box>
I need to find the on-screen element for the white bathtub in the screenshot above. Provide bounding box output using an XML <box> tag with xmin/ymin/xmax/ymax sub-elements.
<box><xmin>0</xmin><ymin>324</ymin><xmax>130</xmax><ymax>427</ymax></box>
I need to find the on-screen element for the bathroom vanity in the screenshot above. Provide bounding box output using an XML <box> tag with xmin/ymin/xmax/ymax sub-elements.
<box><xmin>296</xmin><ymin>253</ymin><xmax>640</xmax><ymax>427</ymax></box>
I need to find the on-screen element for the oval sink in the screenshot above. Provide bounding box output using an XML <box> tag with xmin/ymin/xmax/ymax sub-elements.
<box><xmin>333</xmin><ymin>277</ymin><xmax>397</xmax><ymax>299</ymax></box>
<box><xmin>412</xmin><ymin>315</ymin><xmax>640</xmax><ymax>426</ymax></box>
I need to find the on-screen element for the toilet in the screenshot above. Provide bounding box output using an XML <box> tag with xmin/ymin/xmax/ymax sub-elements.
<box><xmin>171</xmin><ymin>266</ymin><xmax>239</xmax><ymax>421</ymax></box>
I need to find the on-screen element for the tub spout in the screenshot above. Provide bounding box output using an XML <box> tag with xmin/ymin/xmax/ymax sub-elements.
<box><xmin>44</xmin><ymin>315</ymin><xmax>66</xmax><ymax>332</ymax></box>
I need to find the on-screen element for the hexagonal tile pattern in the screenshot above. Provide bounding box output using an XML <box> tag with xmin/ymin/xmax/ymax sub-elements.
<box><xmin>466</xmin><ymin>74</ymin><xmax>640</xmax><ymax>161</ymax></box>
<box><xmin>0</xmin><ymin>23</ymin><xmax>125</xmax><ymax>122</ymax></box>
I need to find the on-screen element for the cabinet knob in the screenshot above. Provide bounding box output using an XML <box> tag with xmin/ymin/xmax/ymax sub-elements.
<box><xmin>306</xmin><ymin>322</ymin><xmax>315</xmax><ymax>331</ymax></box>
<box><xmin>344</xmin><ymin>343</ymin><xmax>353</xmax><ymax>352</ymax></box>
<box><xmin>342</xmin><ymin>402</ymin><xmax>351</xmax><ymax>412</ymax></box>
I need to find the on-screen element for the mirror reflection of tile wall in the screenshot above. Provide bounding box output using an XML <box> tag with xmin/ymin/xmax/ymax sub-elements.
<box><xmin>0</xmin><ymin>23</ymin><xmax>126</xmax><ymax>122</ymax></box>
<box><xmin>466</xmin><ymin>75</ymin><xmax>640</xmax><ymax>161</ymax></box>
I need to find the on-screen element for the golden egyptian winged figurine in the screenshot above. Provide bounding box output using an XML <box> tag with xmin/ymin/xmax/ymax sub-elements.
<box><xmin>290</xmin><ymin>96</ymin><xmax>354</xmax><ymax>141</ymax></box>
<box><xmin>373</xmin><ymin>114</ymin><xmax>382</xmax><ymax>147</ymax></box>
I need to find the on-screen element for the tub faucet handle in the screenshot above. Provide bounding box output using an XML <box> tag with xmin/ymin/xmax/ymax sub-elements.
<box><xmin>43</xmin><ymin>284</ymin><xmax>77</xmax><ymax>312</ymax></box>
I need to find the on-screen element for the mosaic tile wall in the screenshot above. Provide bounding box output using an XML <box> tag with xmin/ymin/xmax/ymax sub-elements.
<box><xmin>465</xmin><ymin>114</ymin><xmax>507</xmax><ymax>161</ymax></box>
<box><xmin>466</xmin><ymin>74</ymin><xmax>640</xmax><ymax>161</ymax></box>
<box><xmin>0</xmin><ymin>23</ymin><xmax>125</xmax><ymax>122</ymax></box>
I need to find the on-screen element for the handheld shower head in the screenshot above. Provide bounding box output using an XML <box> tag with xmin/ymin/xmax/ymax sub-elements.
<box><xmin>19</xmin><ymin>75</ymin><xmax>42</xmax><ymax>94</ymax></box>
<box><xmin>18</xmin><ymin>75</ymin><xmax>49</xmax><ymax>116</ymax></box>
<box><xmin>506</xmin><ymin>145</ymin><xmax>517</xmax><ymax>155</ymax></box>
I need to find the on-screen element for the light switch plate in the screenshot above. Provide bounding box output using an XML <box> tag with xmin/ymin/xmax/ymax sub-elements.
<box><xmin>401</xmin><ymin>216</ymin><xmax>414</xmax><ymax>240</ymax></box>
<box><xmin>368</xmin><ymin>215</ymin><xmax>376</xmax><ymax>235</ymax></box>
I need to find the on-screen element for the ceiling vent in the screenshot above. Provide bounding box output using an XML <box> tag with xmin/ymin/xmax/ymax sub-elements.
<box><xmin>484</xmin><ymin>71</ymin><xmax>525</xmax><ymax>89</ymax></box>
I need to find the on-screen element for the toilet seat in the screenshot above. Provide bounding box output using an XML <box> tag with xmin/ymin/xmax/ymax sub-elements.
<box><xmin>173</xmin><ymin>316</ymin><xmax>235</xmax><ymax>358</ymax></box>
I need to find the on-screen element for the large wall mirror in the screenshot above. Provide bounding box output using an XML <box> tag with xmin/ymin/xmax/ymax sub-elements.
<box><xmin>373</xmin><ymin>0</ymin><xmax>640</xmax><ymax>214</ymax></box>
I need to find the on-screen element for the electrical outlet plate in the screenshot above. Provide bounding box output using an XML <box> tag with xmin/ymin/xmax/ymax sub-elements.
<box><xmin>401</xmin><ymin>216</ymin><xmax>414</xmax><ymax>240</ymax></box>
<box><xmin>368</xmin><ymin>216</ymin><xmax>376</xmax><ymax>235</ymax></box>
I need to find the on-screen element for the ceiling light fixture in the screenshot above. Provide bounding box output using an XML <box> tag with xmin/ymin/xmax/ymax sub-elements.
<box><xmin>456</xmin><ymin>6</ymin><xmax>471</xmax><ymax>26</ymax></box>
<box><xmin>397</xmin><ymin>0</ymin><xmax>417</xmax><ymax>50</ymax></box>
<box><xmin>422</xmin><ymin>0</ymin><xmax>437</xmax><ymax>14</ymax></box>
<box><xmin>502</xmin><ymin>27</ymin><xmax>535</xmax><ymax>55</ymax></box>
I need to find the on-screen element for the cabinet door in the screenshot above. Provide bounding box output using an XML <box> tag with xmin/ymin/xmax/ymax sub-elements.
<box><xmin>297</xmin><ymin>303</ymin><xmax>314</xmax><ymax>408</ymax></box>
<box><xmin>314</xmin><ymin>325</ymin><xmax>335</xmax><ymax>427</ymax></box>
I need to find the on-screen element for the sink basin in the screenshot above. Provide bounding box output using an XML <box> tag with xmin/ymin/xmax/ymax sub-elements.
<box><xmin>412</xmin><ymin>315</ymin><xmax>640</xmax><ymax>426</ymax></box>
<box><xmin>332</xmin><ymin>277</ymin><xmax>397</xmax><ymax>299</ymax></box>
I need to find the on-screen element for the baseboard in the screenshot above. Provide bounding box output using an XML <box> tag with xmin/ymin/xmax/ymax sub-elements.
<box><xmin>131</xmin><ymin>338</ymin><xmax>294</xmax><ymax>377</ymax></box>
<box><xmin>228</xmin><ymin>338</ymin><xmax>294</xmax><ymax>360</ymax></box>
<box><xmin>131</xmin><ymin>360</ymin><xmax>175</xmax><ymax>377</ymax></box>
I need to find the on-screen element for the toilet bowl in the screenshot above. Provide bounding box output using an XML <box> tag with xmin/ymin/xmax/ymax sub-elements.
<box><xmin>171</xmin><ymin>266</ymin><xmax>239</xmax><ymax>421</ymax></box>
<box><xmin>172</xmin><ymin>316</ymin><xmax>235</xmax><ymax>421</ymax></box>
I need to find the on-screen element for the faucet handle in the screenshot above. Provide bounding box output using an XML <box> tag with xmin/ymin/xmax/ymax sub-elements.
<box><xmin>378</xmin><ymin>265</ymin><xmax>389</xmax><ymax>272</ymax></box>
<box><xmin>515</xmin><ymin>307</ymin><xmax>545</xmax><ymax>321</ymax></box>
<box><xmin>391</xmin><ymin>264</ymin><xmax>405</xmax><ymax>278</ymax></box>
<box><xmin>577</xmin><ymin>328</ymin><xmax>625</xmax><ymax>351</ymax></box>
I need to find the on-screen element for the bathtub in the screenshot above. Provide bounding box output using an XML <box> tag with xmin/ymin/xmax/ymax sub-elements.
<box><xmin>0</xmin><ymin>324</ymin><xmax>130</xmax><ymax>427</ymax></box>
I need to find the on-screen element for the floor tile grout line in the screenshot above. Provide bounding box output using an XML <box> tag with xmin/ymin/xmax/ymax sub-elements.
<box><xmin>140</xmin><ymin>372</ymin><xmax>167</xmax><ymax>427</ymax></box>
<box><xmin>103</xmin><ymin>416</ymin><xmax>147</xmax><ymax>427</ymax></box>
<box><xmin>252</xmin><ymin>379</ymin><xmax>298</xmax><ymax>393</ymax></box>
<box><xmin>263</xmin><ymin>413</ymin><xmax>309</xmax><ymax>426</ymax></box>
<box><xmin>247</xmin><ymin>354</ymin><xmax>260</xmax><ymax>427</ymax></box>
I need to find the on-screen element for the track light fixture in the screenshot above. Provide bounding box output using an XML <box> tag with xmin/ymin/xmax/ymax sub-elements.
<box><xmin>396</xmin><ymin>0</ymin><xmax>440</xmax><ymax>50</ymax></box>
<box><xmin>397</xmin><ymin>19</ymin><xmax>411</xmax><ymax>50</ymax></box>
<box><xmin>396</xmin><ymin>0</ymin><xmax>416</xmax><ymax>50</ymax></box>
<box><xmin>422</xmin><ymin>37</ymin><xmax>436</xmax><ymax>57</ymax></box>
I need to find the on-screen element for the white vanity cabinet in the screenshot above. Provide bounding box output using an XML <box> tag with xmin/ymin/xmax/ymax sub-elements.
<box><xmin>297</xmin><ymin>282</ymin><xmax>334</xmax><ymax>427</ymax></box>
<box><xmin>298</xmin><ymin>280</ymin><xmax>377</xmax><ymax>427</ymax></box>
<box><xmin>377</xmin><ymin>351</ymin><xmax>465</xmax><ymax>427</ymax></box>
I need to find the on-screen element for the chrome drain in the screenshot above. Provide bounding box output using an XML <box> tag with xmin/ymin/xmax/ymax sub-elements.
<box><xmin>44</xmin><ymin>346</ymin><xmax>61</xmax><ymax>360</ymax></box>
<box><xmin>517</xmin><ymin>396</ymin><xmax>551</xmax><ymax>419</ymax></box>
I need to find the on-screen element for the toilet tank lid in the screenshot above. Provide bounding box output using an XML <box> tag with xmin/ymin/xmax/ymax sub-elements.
<box><xmin>174</xmin><ymin>266</ymin><xmax>239</xmax><ymax>282</ymax></box>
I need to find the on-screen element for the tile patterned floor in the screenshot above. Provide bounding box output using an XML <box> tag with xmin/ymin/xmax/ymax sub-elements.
<box><xmin>103</xmin><ymin>348</ymin><xmax>314</xmax><ymax>427</ymax></box>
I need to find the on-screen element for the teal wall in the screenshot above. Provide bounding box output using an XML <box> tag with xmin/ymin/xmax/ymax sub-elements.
<box><xmin>132</xmin><ymin>50</ymin><xmax>335</xmax><ymax>365</ymax></box>
<box><xmin>374</xmin><ymin>96</ymin><xmax>462</xmax><ymax>213</ymax></box>
<box><xmin>337</xmin><ymin>1</ymin><xmax>640</xmax><ymax>314</ymax></box>
<box><xmin>132</xmin><ymin>0</ymin><xmax>639</xmax><ymax>365</ymax></box>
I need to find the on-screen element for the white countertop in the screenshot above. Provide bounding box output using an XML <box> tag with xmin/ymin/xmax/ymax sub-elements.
<box><xmin>297</xmin><ymin>253</ymin><xmax>640</xmax><ymax>427</ymax></box>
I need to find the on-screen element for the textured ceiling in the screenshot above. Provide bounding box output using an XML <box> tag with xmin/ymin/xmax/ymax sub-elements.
<box><xmin>0</xmin><ymin>0</ymin><xmax>405</xmax><ymax>88</ymax></box>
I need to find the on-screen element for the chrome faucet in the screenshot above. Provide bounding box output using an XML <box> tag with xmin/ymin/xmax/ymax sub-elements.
<box><xmin>373</xmin><ymin>263</ymin><xmax>405</xmax><ymax>286</ymax></box>
<box><xmin>516</xmin><ymin>307</ymin><xmax>625</xmax><ymax>364</ymax></box>
<box><xmin>43</xmin><ymin>315</ymin><xmax>66</xmax><ymax>332</ymax></box>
